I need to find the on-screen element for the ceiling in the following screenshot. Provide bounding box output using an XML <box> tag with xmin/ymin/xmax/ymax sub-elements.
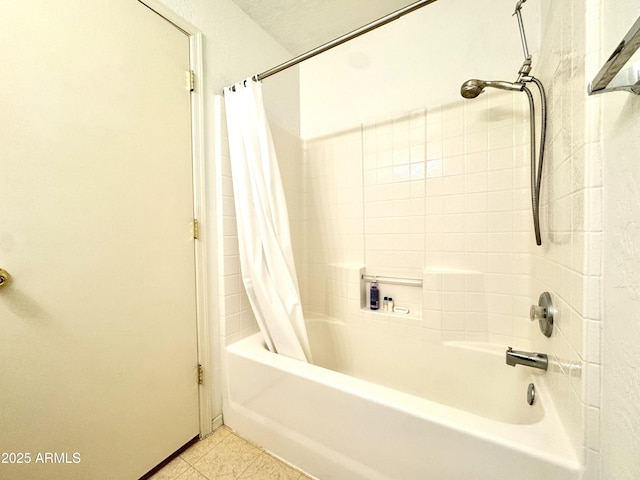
<box><xmin>229</xmin><ymin>0</ymin><xmax>420</xmax><ymax>55</ymax></box>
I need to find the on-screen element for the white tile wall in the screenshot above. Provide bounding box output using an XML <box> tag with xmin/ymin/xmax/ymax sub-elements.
<box><xmin>301</xmin><ymin>128</ymin><xmax>364</xmax><ymax>313</ymax></box>
<box><xmin>301</xmin><ymin>92</ymin><xmax>537</xmax><ymax>347</ymax></box>
<box><xmin>216</xmin><ymin>99</ymin><xmax>259</xmax><ymax>345</ymax></box>
<box><xmin>537</xmin><ymin>0</ymin><xmax>602</xmax><ymax>474</ymax></box>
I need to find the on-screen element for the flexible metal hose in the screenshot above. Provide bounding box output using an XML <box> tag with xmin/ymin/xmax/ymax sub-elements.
<box><xmin>522</xmin><ymin>85</ymin><xmax>541</xmax><ymax>245</ymax></box>
<box><xmin>522</xmin><ymin>77</ymin><xmax>547</xmax><ymax>246</ymax></box>
<box><xmin>531</xmin><ymin>77</ymin><xmax>547</xmax><ymax>213</ymax></box>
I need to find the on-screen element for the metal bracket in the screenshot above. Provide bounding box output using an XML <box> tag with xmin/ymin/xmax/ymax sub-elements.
<box><xmin>530</xmin><ymin>291</ymin><xmax>554</xmax><ymax>337</ymax></box>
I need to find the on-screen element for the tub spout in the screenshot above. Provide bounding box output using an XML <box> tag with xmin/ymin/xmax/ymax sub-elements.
<box><xmin>506</xmin><ymin>347</ymin><xmax>548</xmax><ymax>371</ymax></box>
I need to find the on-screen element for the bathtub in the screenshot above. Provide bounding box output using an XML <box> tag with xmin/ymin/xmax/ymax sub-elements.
<box><xmin>223</xmin><ymin>313</ymin><xmax>582</xmax><ymax>480</ymax></box>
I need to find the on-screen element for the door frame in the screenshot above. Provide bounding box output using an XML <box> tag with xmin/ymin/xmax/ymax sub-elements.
<box><xmin>137</xmin><ymin>0</ymin><xmax>214</xmax><ymax>437</ymax></box>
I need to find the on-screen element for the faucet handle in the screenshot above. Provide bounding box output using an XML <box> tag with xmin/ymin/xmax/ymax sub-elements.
<box><xmin>530</xmin><ymin>292</ymin><xmax>554</xmax><ymax>337</ymax></box>
<box><xmin>529</xmin><ymin>304</ymin><xmax>547</xmax><ymax>321</ymax></box>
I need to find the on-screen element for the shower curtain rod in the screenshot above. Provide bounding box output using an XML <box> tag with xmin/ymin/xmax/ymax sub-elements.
<box><xmin>255</xmin><ymin>0</ymin><xmax>439</xmax><ymax>81</ymax></box>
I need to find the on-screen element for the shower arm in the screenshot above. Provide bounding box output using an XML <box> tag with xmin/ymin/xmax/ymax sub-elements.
<box><xmin>514</xmin><ymin>0</ymin><xmax>533</xmax><ymax>77</ymax></box>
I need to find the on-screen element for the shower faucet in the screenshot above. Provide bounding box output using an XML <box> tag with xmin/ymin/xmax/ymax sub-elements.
<box><xmin>505</xmin><ymin>347</ymin><xmax>548</xmax><ymax>371</ymax></box>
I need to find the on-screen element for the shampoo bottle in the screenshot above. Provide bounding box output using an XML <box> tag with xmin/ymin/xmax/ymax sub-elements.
<box><xmin>370</xmin><ymin>280</ymin><xmax>379</xmax><ymax>310</ymax></box>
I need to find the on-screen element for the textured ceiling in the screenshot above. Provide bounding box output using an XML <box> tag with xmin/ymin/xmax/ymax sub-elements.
<box><xmin>229</xmin><ymin>0</ymin><xmax>419</xmax><ymax>55</ymax></box>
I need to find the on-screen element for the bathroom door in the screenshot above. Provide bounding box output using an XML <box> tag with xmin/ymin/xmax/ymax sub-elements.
<box><xmin>0</xmin><ymin>1</ymin><xmax>199</xmax><ymax>479</ymax></box>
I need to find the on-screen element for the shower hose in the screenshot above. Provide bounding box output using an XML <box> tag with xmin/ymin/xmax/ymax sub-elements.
<box><xmin>522</xmin><ymin>77</ymin><xmax>547</xmax><ymax>246</ymax></box>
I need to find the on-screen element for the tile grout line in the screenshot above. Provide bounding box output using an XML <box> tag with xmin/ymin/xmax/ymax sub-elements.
<box><xmin>235</xmin><ymin>451</ymin><xmax>267</xmax><ymax>480</ymax></box>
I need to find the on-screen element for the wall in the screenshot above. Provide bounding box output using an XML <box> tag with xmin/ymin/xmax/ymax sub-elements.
<box><xmin>302</xmin><ymin>96</ymin><xmax>536</xmax><ymax>347</ymax></box>
<box><xmin>157</xmin><ymin>0</ymin><xmax>300</xmax><ymax>429</ymax></box>
<box><xmin>601</xmin><ymin>92</ymin><xmax>640</xmax><ymax>479</ymax></box>
<box><xmin>534</xmin><ymin>0</ymin><xmax>602</xmax><ymax>475</ymax></box>
<box><xmin>599</xmin><ymin>0</ymin><xmax>640</xmax><ymax>478</ymax></box>
<box><xmin>533</xmin><ymin>2</ymin><xmax>640</xmax><ymax>479</ymax></box>
<box><xmin>300</xmin><ymin>0</ymin><xmax>540</xmax><ymax>138</ymax></box>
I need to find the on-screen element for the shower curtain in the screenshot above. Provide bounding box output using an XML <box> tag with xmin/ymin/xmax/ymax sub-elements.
<box><xmin>223</xmin><ymin>78</ymin><xmax>311</xmax><ymax>363</ymax></box>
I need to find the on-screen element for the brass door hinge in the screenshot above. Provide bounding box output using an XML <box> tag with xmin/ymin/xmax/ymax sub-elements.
<box><xmin>198</xmin><ymin>364</ymin><xmax>204</xmax><ymax>385</ymax></box>
<box><xmin>187</xmin><ymin>70</ymin><xmax>195</xmax><ymax>92</ymax></box>
<box><xmin>193</xmin><ymin>219</ymin><xmax>199</xmax><ymax>239</ymax></box>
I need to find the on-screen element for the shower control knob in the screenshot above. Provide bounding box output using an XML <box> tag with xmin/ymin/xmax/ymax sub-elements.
<box><xmin>529</xmin><ymin>305</ymin><xmax>546</xmax><ymax>321</ymax></box>
<box><xmin>530</xmin><ymin>292</ymin><xmax>554</xmax><ymax>337</ymax></box>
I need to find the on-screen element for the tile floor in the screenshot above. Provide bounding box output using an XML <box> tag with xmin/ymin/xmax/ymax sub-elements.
<box><xmin>149</xmin><ymin>426</ymin><xmax>314</xmax><ymax>480</ymax></box>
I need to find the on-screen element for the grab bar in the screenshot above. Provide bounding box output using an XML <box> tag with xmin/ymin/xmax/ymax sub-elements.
<box><xmin>361</xmin><ymin>274</ymin><xmax>422</xmax><ymax>287</ymax></box>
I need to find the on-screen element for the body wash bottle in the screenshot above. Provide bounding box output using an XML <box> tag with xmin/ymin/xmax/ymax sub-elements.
<box><xmin>370</xmin><ymin>280</ymin><xmax>379</xmax><ymax>310</ymax></box>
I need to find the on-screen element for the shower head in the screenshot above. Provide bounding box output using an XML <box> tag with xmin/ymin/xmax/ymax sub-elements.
<box><xmin>460</xmin><ymin>79</ymin><xmax>524</xmax><ymax>99</ymax></box>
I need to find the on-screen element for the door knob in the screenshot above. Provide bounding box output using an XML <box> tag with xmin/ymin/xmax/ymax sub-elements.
<box><xmin>0</xmin><ymin>269</ymin><xmax>11</xmax><ymax>288</ymax></box>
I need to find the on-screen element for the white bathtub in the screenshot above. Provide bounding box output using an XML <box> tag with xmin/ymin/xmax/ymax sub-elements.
<box><xmin>223</xmin><ymin>313</ymin><xmax>582</xmax><ymax>480</ymax></box>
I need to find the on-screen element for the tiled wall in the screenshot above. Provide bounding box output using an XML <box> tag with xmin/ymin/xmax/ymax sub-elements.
<box><xmin>300</xmin><ymin>128</ymin><xmax>364</xmax><ymax>316</ymax></box>
<box><xmin>216</xmin><ymin>98</ymin><xmax>258</xmax><ymax>346</ymax></box>
<box><xmin>420</xmin><ymin>94</ymin><xmax>535</xmax><ymax>345</ymax></box>
<box><xmin>535</xmin><ymin>0</ymin><xmax>602</xmax><ymax>476</ymax></box>
<box><xmin>301</xmin><ymin>93</ymin><xmax>536</xmax><ymax>347</ymax></box>
<box><xmin>528</xmin><ymin>0</ymin><xmax>608</xmax><ymax>477</ymax></box>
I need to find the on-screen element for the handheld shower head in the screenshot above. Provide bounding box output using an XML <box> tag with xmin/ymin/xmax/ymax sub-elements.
<box><xmin>460</xmin><ymin>79</ymin><xmax>485</xmax><ymax>99</ymax></box>
<box><xmin>460</xmin><ymin>79</ymin><xmax>524</xmax><ymax>99</ymax></box>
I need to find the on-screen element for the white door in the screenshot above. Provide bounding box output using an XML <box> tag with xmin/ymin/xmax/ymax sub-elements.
<box><xmin>0</xmin><ymin>1</ymin><xmax>199</xmax><ymax>479</ymax></box>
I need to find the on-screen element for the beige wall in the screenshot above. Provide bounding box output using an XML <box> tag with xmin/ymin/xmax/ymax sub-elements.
<box><xmin>600</xmin><ymin>1</ymin><xmax>640</xmax><ymax>479</ymax></box>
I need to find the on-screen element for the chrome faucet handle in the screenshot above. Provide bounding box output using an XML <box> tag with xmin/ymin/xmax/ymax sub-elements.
<box><xmin>530</xmin><ymin>292</ymin><xmax>554</xmax><ymax>337</ymax></box>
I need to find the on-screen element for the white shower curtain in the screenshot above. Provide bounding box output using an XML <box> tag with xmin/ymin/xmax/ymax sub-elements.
<box><xmin>224</xmin><ymin>78</ymin><xmax>311</xmax><ymax>363</ymax></box>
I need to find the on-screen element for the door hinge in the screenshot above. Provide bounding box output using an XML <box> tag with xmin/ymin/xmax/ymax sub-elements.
<box><xmin>198</xmin><ymin>364</ymin><xmax>204</xmax><ymax>385</ymax></box>
<box><xmin>193</xmin><ymin>219</ymin><xmax>199</xmax><ymax>239</ymax></box>
<box><xmin>187</xmin><ymin>70</ymin><xmax>195</xmax><ymax>92</ymax></box>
